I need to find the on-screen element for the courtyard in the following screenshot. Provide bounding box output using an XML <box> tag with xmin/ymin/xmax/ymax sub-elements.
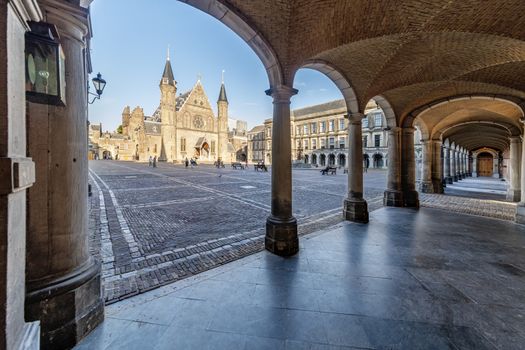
<box><xmin>88</xmin><ymin>160</ymin><xmax>387</xmax><ymax>302</ymax></box>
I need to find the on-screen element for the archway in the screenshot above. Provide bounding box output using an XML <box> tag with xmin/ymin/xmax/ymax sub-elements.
<box><xmin>363</xmin><ymin>154</ymin><xmax>370</xmax><ymax>169</ymax></box>
<box><xmin>338</xmin><ymin>154</ymin><xmax>346</xmax><ymax>168</ymax></box>
<box><xmin>477</xmin><ymin>152</ymin><xmax>494</xmax><ymax>177</ymax></box>
<box><xmin>102</xmin><ymin>150</ymin><xmax>112</xmax><ymax>160</ymax></box>
<box><xmin>311</xmin><ymin>154</ymin><xmax>317</xmax><ymax>166</ymax></box>
<box><xmin>373</xmin><ymin>153</ymin><xmax>383</xmax><ymax>168</ymax></box>
<box><xmin>320</xmin><ymin>154</ymin><xmax>326</xmax><ymax>166</ymax></box>
<box><xmin>328</xmin><ymin>154</ymin><xmax>336</xmax><ymax>166</ymax></box>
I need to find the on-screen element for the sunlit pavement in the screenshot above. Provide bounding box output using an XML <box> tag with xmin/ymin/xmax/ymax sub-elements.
<box><xmin>77</xmin><ymin>206</ymin><xmax>525</xmax><ymax>350</ymax></box>
<box><xmin>88</xmin><ymin>160</ymin><xmax>387</xmax><ymax>302</ymax></box>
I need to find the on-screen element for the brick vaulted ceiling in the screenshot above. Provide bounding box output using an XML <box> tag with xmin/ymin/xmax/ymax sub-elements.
<box><xmin>183</xmin><ymin>0</ymin><xmax>525</xmax><ymax>130</ymax></box>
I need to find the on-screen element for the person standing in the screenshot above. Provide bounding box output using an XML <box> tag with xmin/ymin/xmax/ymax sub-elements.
<box><xmin>149</xmin><ymin>155</ymin><xmax>152</xmax><ymax>167</ymax></box>
<box><xmin>185</xmin><ymin>157</ymin><xmax>189</xmax><ymax>168</ymax></box>
<box><xmin>153</xmin><ymin>155</ymin><xmax>157</xmax><ymax>168</ymax></box>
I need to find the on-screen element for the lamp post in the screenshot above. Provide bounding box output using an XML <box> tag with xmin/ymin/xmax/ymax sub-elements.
<box><xmin>88</xmin><ymin>72</ymin><xmax>106</xmax><ymax>104</ymax></box>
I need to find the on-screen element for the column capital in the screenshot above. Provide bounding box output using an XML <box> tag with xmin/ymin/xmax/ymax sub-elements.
<box><xmin>265</xmin><ymin>85</ymin><xmax>298</xmax><ymax>102</ymax></box>
<box><xmin>385</xmin><ymin>126</ymin><xmax>402</xmax><ymax>134</ymax></box>
<box><xmin>510</xmin><ymin>135</ymin><xmax>522</xmax><ymax>143</ymax></box>
<box><xmin>346</xmin><ymin>112</ymin><xmax>365</xmax><ymax>122</ymax></box>
<box><xmin>401</xmin><ymin>126</ymin><xmax>416</xmax><ymax>134</ymax></box>
<box><xmin>40</xmin><ymin>0</ymin><xmax>91</xmax><ymax>43</ymax></box>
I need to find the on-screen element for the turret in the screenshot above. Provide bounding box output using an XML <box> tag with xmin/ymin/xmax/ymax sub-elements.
<box><xmin>121</xmin><ymin>106</ymin><xmax>131</xmax><ymax>135</ymax></box>
<box><xmin>217</xmin><ymin>70</ymin><xmax>229</xmax><ymax>160</ymax></box>
<box><xmin>159</xmin><ymin>48</ymin><xmax>177</xmax><ymax>162</ymax></box>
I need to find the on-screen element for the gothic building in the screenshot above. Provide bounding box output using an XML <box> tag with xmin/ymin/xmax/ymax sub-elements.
<box><xmin>89</xmin><ymin>55</ymin><xmax>245</xmax><ymax>163</ymax></box>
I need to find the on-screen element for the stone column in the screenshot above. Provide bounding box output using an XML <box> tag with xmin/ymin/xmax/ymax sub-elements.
<box><xmin>0</xmin><ymin>1</ymin><xmax>40</xmax><ymax>349</ymax></box>
<box><xmin>444</xmin><ymin>147</ymin><xmax>453</xmax><ymax>184</ymax></box>
<box><xmin>463</xmin><ymin>152</ymin><xmax>468</xmax><ymax>177</ymax></box>
<box><xmin>507</xmin><ymin>136</ymin><xmax>522</xmax><ymax>202</ymax></box>
<box><xmin>419</xmin><ymin>140</ymin><xmax>433</xmax><ymax>193</ymax></box>
<box><xmin>343</xmin><ymin>113</ymin><xmax>368</xmax><ymax>223</ymax></box>
<box><xmin>517</xmin><ymin>131</ymin><xmax>525</xmax><ymax>222</ymax></box>
<box><xmin>472</xmin><ymin>155</ymin><xmax>478</xmax><ymax>177</ymax></box>
<box><xmin>265</xmin><ymin>85</ymin><xmax>298</xmax><ymax>256</ymax></box>
<box><xmin>384</xmin><ymin>127</ymin><xmax>403</xmax><ymax>206</ymax></box>
<box><xmin>431</xmin><ymin>140</ymin><xmax>443</xmax><ymax>193</ymax></box>
<box><xmin>401</xmin><ymin>127</ymin><xmax>419</xmax><ymax>207</ymax></box>
<box><xmin>452</xmin><ymin>149</ymin><xmax>458</xmax><ymax>181</ymax></box>
<box><xmin>456</xmin><ymin>147</ymin><xmax>463</xmax><ymax>180</ymax></box>
<box><xmin>25</xmin><ymin>2</ymin><xmax>104</xmax><ymax>349</ymax></box>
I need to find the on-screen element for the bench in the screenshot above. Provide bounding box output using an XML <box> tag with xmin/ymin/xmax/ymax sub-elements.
<box><xmin>231</xmin><ymin>162</ymin><xmax>245</xmax><ymax>170</ymax></box>
<box><xmin>320</xmin><ymin>167</ymin><xmax>337</xmax><ymax>175</ymax></box>
<box><xmin>254</xmin><ymin>163</ymin><xmax>268</xmax><ymax>172</ymax></box>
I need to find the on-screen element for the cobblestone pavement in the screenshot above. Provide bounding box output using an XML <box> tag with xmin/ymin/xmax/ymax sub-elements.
<box><xmin>420</xmin><ymin>177</ymin><xmax>517</xmax><ymax>221</ymax></box>
<box><xmin>89</xmin><ymin>161</ymin><xmax>387</xmax><ymax>303</ymax></box>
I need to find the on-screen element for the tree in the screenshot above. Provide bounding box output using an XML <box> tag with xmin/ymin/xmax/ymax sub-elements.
<box><xmin>117</xmin><ymin>125</ymin><xmax>123</xmax><ymax>134</ymax></box>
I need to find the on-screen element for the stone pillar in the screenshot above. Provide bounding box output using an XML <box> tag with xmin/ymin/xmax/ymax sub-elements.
<box><xmin>0</xmin><ymin>1</ymin><xmax>40</xmax><ymax>349</ymax></box>
<box><xmin>343</xmin><ymin>113</ymin><xmax>368</xmax><ymax>223</ymax></box>
<box><xmin>25</xmin><ymin>2</ymin><xmax>104</xmax><ymax>349</ymax></box>
<box><xmin>457</xmin><ymin>150</ymin><xmax>463</xmax><ymax>180</ymax></box>
<box><xmin>419</xmin><ymin>140</ymin><xmax>433</xmax><ymax>193</ymax></box>
<box><xmin>444</xmin><ymin>147</ymin><xmax>453</xmax><ymax>184</ymax></box>
<box><xmin>507</xmin><ymin>136</ymin><xmax>522</xmax><ymax>202</ymax></box>
<box><xmin>265</xmin><ymin>85</ymin><xmax>298</xmax><ymax>256</ymax></box>
<box><xmin>463</xmin><ymin>152</ymin><xmax>468</xmax><ymax>177</ymax></box>
<box><xmin>493</xmin><ymin>156</ymin><xmax>500</xmax><ymax>178</ymax></box>
<box><xmin>431</xmin><ymin>140</ymin><xmax>444</xmax><ymax>193</ymax></box>
<box><xmin>401</xmin><ymin>128</ymin><xmax>419</xmax><ymax>207</ymax></box>
<box><xmin>472</xmin><ymin>155</ymin><xmax>478</xmax><ymax>177</ymax></box>
<box><xmin>384</xmin><ymin>127</ymin><xmax>403</xmax><ymax>206</ymax></box>
<box><xmin>452</xmin><ymin>149</ymin><xmax>459</xmax><ymax>181</ymax></box>
<box><xmin>517</xmin><ymin>132</ymin><xmax>525</xmax><ymax>222</ymax></box>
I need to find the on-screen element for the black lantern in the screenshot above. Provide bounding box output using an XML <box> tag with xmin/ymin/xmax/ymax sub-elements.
<box><xmin>89</xmin><ymin>73</ymin><xmax>106</xmax><ymax>104</ymax></box>
<box><xmin>25</xmin><ymin>21</ymin><xmax>66</xmax><ymax>106</ymax></box>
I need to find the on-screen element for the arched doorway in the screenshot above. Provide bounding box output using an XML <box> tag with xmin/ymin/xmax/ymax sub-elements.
<box><xmin>363</xmin><ymin>154</ymin><xmax>370</xmax><ymax>169</ymax></box>
<box><xmin>320</xmin><ymin>154</ymin><xmax>326</xmax><ymax>166</ymax></box>
<box><xmin>338</xmin><ymin>154</ymin><xmax>346</xmax><ymax>168</ymax></box>
<box><xmin>102</xmin><ymin>151</ymin><xmax>112</xmax><ymax>160</ymax></box>
<box><xmin>311</xmin><ymin>154</ymin><xmax>317</xmax><ymax>165</ymax></box>
<box><xmin>373</xmin><ymin>153</ymin><xmax>383</xmax><ymax>168</ymax></box>
<box><xmin>328</xmin><ymin>154</ymin><xmax>335</xmax><ymax>166</ymax></box>
<box><xmin>477</xmin><ymin>152</ymin><xmax>493</xmax><ymax>177</ymax></box>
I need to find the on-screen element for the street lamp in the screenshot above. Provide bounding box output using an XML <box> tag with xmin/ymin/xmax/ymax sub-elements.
<box><xmin>89</xmin><ymin>72</ymin><xmax>106</xmax><ymax>104</ymax></box>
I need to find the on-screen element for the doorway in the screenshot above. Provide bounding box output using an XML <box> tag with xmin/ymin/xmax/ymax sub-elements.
<box><xmin>477</xmin><ymin>152</ymin><xmax>493</xmax><ymax>177</ymax></box>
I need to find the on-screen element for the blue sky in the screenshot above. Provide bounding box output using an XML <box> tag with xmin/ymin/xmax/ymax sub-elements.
<box><xmin>88</xmin><ymin>0</ymin><xmax>343</xmax><ymax>131</ymax></box>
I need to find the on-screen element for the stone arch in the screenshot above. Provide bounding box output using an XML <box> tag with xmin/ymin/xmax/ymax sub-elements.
<box><xmin>181</xmin><ymin>0</ymin><xmax>284</xmax><ymax>87</ymax></box>
<box><xmin>297</xmin><ymin>59</ymin><xmax>360</xmax><ymax>114</ymax></box>
<box><xmin>373</xmin><ymin>95</ymin><xmax>397</xmax><ymax>128</ymax></box>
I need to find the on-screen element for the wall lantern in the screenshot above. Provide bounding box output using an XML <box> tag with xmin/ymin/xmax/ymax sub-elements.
<box><xmin>25</xmin><ymin>21</ymin><xmax>66</xmax><ymax>106</ymax></box>
<box><xmin>89</xmin><ymin>73</ymin><xmax>106</xmax><ymax>104</ymax></box>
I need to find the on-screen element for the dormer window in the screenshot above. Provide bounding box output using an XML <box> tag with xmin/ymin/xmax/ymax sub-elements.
<box><xmin>162</xmin><ymin>78</ymin><xmax>168</xmax><ymax>84</ymax></box>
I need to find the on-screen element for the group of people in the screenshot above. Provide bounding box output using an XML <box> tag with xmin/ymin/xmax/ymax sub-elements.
<box><xmin>184</xmin><ymin>157</ymin><xmax>198</xmax><ymax>168</ymax></box>
<box><xmin>148</xmin><ymin>155</ymin><xmax>157</xmax><ymax>167</ymax></box>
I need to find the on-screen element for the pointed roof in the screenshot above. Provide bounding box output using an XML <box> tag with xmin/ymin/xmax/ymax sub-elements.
<box><xmin>218</xmin><ymin>83</ymin><xmax>228</xmax><ymax>103</ymax></box>
<box><xmin>161</xmin><ymin>58</ymin><xmax>175</xmax><ymax>86</ymax></box>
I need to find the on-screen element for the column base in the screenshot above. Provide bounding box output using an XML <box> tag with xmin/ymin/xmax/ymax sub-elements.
<box><xmin>472</xmin><ymin>172</ymin><xmax>477</xmax><ymax>177</ymax></box>
<box><xmin>404</xmin><ymin>190</ymin><xmax>420</xmax><ymax>208</ymax></box>
<box><xmin>445</xmin><ymin>176</ymin><xmax>453</xmax><ymax>184</ymax></box>
<box><xmin>383</xmin><ymin>190</ymin><xmax>403</xmax><ymax>207</ymax></box>
<box><xmin>516</xmin><ymin>205</ymin><xmax>525</xmax><ymax>224</ymax></box>
<box><xmin>432</xmin><ymin>180</ymin><xmax>444</xmax><ymax>194</ymax></box>
<box><xmin>265</xmin><ymin>216</ymin><xmax>299</xmax><ymax>256</ymax></box>
<box><xmin>453</xmin><ymin>175</ymin><xmax>459</xmax><ymax>182</ymax></box>
<box><xmin>506</xmin><ymin>189</ymin><xmax>521</xmax><ymax>202</ymax></box>
<box><xmin>419</xmin><ymin>181</ymin><xmax>434</xmax><ymax>193</ymax></box>
<box><xmin>343</xmin><ymin>198</ymin><xmax>369</xmax><ymax>223</ymax></box>
<box><xmin>25</xmin><ymin>260</ymin><xmax>104</xmax><ymax>350</ymax></box>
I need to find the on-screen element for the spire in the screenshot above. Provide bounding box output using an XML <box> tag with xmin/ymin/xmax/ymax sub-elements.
<box><xmin>161</xmin><ymin>47</ymin><xmax>175</xmax><ymax>86</ymax></box>
<box><xmin>218</xmin><ymin>70</ymin><xmax>228</xmax><ymax>103</ymax></box>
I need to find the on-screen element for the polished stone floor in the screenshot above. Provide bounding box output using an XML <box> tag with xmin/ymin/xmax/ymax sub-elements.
<box><xmin>444</xmin><ymin>177</ymin><xmax>507</xmax><ymax>201</ymax></box>
<box><xmin>76</xmin><ymin>207</ymin><xmax>525</xmax><ymax>350</ymax></box>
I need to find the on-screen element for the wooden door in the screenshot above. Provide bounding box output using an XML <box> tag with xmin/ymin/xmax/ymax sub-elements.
<box><xmin>477</xmin><ymin>157</ymin><xmax>493</xmax><ymax>176</ymax></box>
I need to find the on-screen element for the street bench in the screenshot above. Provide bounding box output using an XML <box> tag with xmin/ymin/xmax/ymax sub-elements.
<box><xmin>321</xmin><ymin>167</ymin><xmax>337</xmax><ymax>175</ymax></box>
<box><xmin>254</xmin><ymin>163</ymin><xmax>268</xmax><ymax>172</ymax></box>
<box><xmin>231</xmin><ymin>162</ymin><xmax>245</xmax><ymax>170</ymax></box>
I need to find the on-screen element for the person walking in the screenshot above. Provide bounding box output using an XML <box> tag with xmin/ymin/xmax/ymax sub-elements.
<box><xmin>153</xmin><ymin>155</ymin><xmax>157</xmax><ymax>168</ymax></box>
<box><xmin>185</xmin><ymin>157</ymin><xmax>189</xmax><ymax>168</ymax></box>
<box><xmin>148</xmin><ymin>155</ymin><xmax>152</xmax><ymax>167</ymax></box>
